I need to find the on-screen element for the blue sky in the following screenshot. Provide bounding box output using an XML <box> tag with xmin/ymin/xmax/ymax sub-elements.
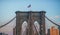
<box><xmin>0</xmin><ymin>0</ymin><xmax>60</xmax><ymax>35</ymax></box>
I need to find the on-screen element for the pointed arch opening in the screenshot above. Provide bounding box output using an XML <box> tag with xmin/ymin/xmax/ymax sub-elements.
<box><xmin>34</xmin><ymin>21</ymin><xmax>40</xmax><ymax>35</ymax></box>
<box><xmin>21</xmin><ymin>21</ymin><xmax>28</xmax><ymax>35</ymax></box>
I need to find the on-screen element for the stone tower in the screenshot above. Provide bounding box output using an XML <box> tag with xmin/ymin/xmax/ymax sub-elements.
<box><xmin>15</xmin><ymin>11</ymin><xmax>46</xmax><ymax>35</ymax></box>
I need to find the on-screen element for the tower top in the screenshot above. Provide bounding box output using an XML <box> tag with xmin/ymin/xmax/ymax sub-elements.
<box><xmin>15</xmin><ymin>11</ymin><xmax>46</xmax><ymax>14</ymax></box>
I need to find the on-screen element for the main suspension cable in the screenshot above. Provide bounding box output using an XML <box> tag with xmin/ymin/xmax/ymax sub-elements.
<box><xmin>0</xmin><ymin>16</ymin><xmax>16</xmax><ymax>28</ymax></box>
<box><xmin>45</xmin><ymin>16</ymin><xmax>60</xmax><ymax>26</ymax></box>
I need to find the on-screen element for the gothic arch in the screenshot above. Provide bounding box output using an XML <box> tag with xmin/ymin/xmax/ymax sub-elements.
<box><xmin>34</xmin><ymin>21</ymin><xmax>40</xmax><ymax>35</ymax></box>
<box><xmin>21</xmin><ymin>21</ymin><xmax>28</xmax><ymax>35</ymax></box>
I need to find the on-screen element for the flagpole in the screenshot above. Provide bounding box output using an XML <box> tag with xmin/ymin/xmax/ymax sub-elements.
<box><xmin>30</xmin><ymin>5</ymin><xmax>32</xmax><ymax>11</ymax></box>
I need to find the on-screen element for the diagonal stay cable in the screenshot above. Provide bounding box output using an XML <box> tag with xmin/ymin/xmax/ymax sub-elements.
<box><xmin>0</xmin><ymin>16</ymin><xmax>16</xmax><ymax>28</ymax></box>
<box><xmin>32</xmin><ymin>17</ymin><xmax>39</xmax><ymax>35</ymax></box>
<box><xmin>45</xmin><ymin>16</ymin><xmax>60</xmax><ymax>26</ymax></box>
<box><xmin>33</xmin><ymin>23</ymin><xmax>39</xmax><ymax>35</ymax></box>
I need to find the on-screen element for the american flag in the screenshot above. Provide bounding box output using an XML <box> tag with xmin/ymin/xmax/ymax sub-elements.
<box><xmin>27</xmin><ymin>4</ymin><xmax>31</xmax><ymax>8</ymax></box>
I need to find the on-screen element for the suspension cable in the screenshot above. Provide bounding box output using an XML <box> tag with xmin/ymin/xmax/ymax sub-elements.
<box><xmin>26</xmin><ymin>22</ymin><xmax>39</xmax><ymax>35</ymax></box>
<box><xmin>32</xmin><ymin>17</ymin><xmax>39</xmax><ymax>35</ymax></box>
<box><xmin>33</xmin><ymin>23</ymin><xmax>39</xmax><ymax>35</ymax></box>
<box><xmin>45</xmin><ymin>16</ymin><xmax>60</xmax><ymax>26</ymax></box>
<box><xmin>0</xmin><ymin>16</ymin><xmax>16</xmax><ymax>28</ymax></box>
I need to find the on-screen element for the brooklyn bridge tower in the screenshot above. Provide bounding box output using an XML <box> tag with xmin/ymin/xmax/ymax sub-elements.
<box><xmin>15</xmin><ymin>11</ymin><xmax>46</xmax><ymax>35</ymax></box>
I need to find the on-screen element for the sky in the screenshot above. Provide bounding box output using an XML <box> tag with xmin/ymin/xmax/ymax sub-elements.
<box><xmin>0</xmin><ymin>0</ymin><xmax>60</xmax><ymax>35</ymax></box>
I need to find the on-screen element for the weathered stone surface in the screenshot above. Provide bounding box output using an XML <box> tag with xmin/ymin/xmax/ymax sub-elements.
<box><xmin>15</xmin><ymin>11</ymin><xmax>46</xmax><ymax>35</ymax></box>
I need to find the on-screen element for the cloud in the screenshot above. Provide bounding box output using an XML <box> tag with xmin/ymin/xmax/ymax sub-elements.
<box><xmin>50</xmin><ymin>16</ymin><xmax>60</xmax><ymax>19</ymax></box>
<box><xmin>55</xmin><ymin>16</ymin><xmax>60</xmax><ymax>18</ymax></box>
<box><xmin>57</xmin><ymin>22</ymin><xmax>60</xmax><ymax>25</ymax></box>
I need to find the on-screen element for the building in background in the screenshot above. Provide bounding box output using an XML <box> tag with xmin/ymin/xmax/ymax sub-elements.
<box><xmin>0</xmin><ymin>33</ymin><xmax>8</xmax><ymax>35</ymax></box>
<box><xmin>47</xmin><ymin>26</ymin><xmax>59</xmax><ymax>35</ymax></box>
<box><xmin>13</xmin><ymin>27</ymin><xmax>16</xmax><ymax>35</ymax></box>
<box><xmin>47</xmin><ymin>29</ymin><xmax>50</xmax><ymax>35</ymax></box>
